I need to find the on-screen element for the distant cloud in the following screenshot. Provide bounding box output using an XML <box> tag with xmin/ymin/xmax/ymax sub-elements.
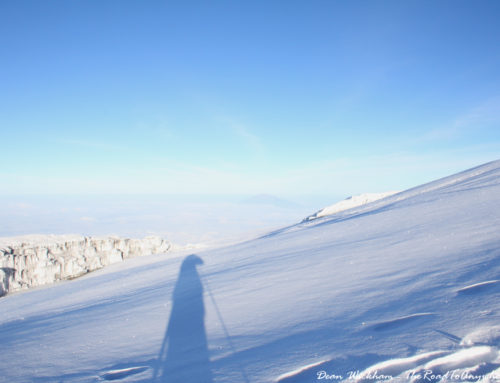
<box><xmin>1</xmin><ymin>149</ymin><xmax>497</xmax><ymax>197</ymax></box>
<box><xmin>216</xmin><ymin>115</ymin><xmax>264</xmax><ymax>154</ymax></box>
<box><xmin>134</xmin><ymin>117</ymin><xmax>174</xmax><ymax>141</ymax></box>
<box><xmin>273</xmin><ymin>151</ymin><xmax>500</xmax><ymax>197</ymax></box>
<box><xmin>185</xmin><ymin>90</ymin><xmax>265</xmax><ymax>155</ymax></box>
<box><xmin>422</xmin><ymin>98</ymin><xmax>500</xmax><ymax>141</ymax></box>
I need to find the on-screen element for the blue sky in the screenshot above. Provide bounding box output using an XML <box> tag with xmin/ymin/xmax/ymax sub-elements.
<box><xmin>1</xmin><ymin>0</ymin><xmax>500</xmax><ymax>198</ymax></box>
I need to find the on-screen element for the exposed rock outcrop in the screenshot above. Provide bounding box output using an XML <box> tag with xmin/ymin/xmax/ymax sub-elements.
<box><xmin>0</xmin><ymin>235</ymin><xmax>170</xmax><ymax>296</ymax></box>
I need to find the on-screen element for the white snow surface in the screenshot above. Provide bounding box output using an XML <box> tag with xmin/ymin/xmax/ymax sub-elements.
<box><xmin>1</xmin><ymin>159</ymin><xmax>500</xmax><ymax>383</ymax></box>
<box><xmin>304</xmin><ymin>191</ymin><xmax>398</xmax><ymax>221</ymax></box>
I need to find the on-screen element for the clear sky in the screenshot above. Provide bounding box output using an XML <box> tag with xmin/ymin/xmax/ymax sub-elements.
<box><xmin>1</xmin><ymin>0</ymin><xmax>500</xmax><ymax>197</ymax></box>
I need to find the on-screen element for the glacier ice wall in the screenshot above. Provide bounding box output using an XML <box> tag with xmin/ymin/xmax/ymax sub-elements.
<box><xmin>0</xmin><ymin>235</ymin><xmax>170</xmax><ymax>296</ymax></box>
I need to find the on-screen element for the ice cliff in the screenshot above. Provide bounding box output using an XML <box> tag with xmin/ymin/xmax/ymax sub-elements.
<box><xmin>0</xmin><ymin>234</ymin><xmax>170</xmax><ymax>296</ymax></box>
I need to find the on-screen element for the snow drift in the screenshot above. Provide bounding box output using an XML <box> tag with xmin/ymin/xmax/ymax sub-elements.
<box><xmin>1</xmin><ymin>160</ymin><xmax>500</xmax><ymax>383</ymax></box>
<box><xmin>0</xmin><ymin>235</ymin><xmax>170</xmax><ymax>296</ymax></box>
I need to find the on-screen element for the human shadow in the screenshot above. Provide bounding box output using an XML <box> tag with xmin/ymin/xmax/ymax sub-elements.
<box><xmin>153</xmin><ymin>254</ymin><xmax>213</xmax><ymax>383</ymax></box>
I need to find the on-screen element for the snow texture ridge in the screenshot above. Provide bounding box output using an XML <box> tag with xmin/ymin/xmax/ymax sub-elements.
<box><xmin>0</xmin><ymin>235</ymin><xmax>170</xmax><ymax>296</ymax></box>
<box><xmin>340</xmin><ymin>326</ymin><xmax>500</xmax><ymax>383</ymax></box>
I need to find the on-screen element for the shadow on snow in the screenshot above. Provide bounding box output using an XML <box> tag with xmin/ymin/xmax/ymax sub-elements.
<box><xmin>153</xmin><ymin>254</ymin><xmax>213</xmax><ymax>383</ymax></box>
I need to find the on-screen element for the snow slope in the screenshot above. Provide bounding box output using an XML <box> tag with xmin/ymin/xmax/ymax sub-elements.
<box><xmin>1</xmin><ymin>160</ymin><xmax>500</xmax><ymax>383</ymax></box>
<box><xmin>304</xmin><ymin>192</ymin><xmax>398</xmax><ymax>221</ymax></box>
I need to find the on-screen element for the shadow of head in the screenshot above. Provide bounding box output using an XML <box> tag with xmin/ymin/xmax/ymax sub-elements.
<box><xmin>181</xmin><ymin>254</ymin><xmax>204</xmax><ymax>270</ymax></box>
<box><xmin>173</xmin><ymin>255</ymin><xmax>205</xmax><ymax>302</ymax></box>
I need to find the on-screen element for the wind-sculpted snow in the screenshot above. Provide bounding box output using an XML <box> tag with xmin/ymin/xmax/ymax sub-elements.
<box><xmin>341</xmin><ymin>327</ymin><xmax>500</xmax><ymax>383</ymax></box>
<box><xmin>1</xmin><ymin>160</ymin><xmax>500</xmax><ymax>382</ymax></box>
<box><xmin>0</xmin><ymin>235</ymin><xmax>170</xmax><ymax>296</ymax></box>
